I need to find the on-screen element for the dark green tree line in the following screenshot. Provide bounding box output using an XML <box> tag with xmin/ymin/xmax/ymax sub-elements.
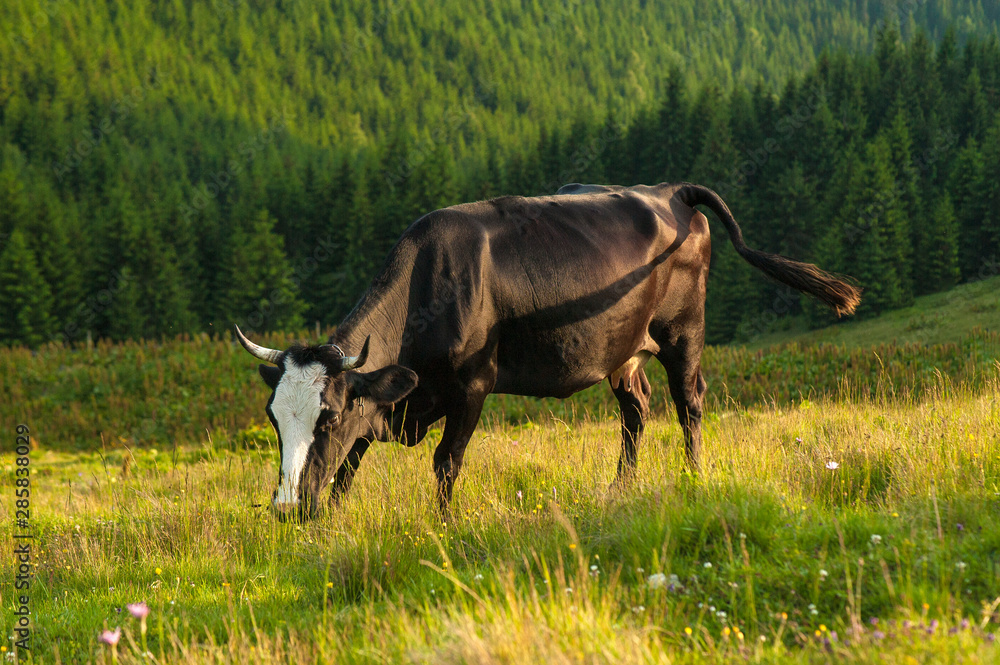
<box><xmin>1</xmin><ymin>0</ymin><xmax>999</xmax><ymax>346</ymax></box>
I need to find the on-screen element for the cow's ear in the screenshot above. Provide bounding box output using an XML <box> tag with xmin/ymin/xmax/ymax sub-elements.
<box><xmin>349</xmin><ymin>365</ymin><xmax>418</xmax><ymax>405</ymax></box>
<box><xmin>258</xmin><ymin>364</ymin><xmax>282</xmax><ymax>390</ymax></box>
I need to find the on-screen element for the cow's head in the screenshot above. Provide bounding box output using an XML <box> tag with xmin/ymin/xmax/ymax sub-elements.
<box><xmin>235</xmin><ymin>325</ymin><xmax>417</xmax><ymax>520</ymax></box>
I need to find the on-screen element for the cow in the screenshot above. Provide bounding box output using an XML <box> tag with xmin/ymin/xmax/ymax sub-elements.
<box><xmin>236</xmin><ymin>182</ymin><xmax>860</xmax><ymax>520</ymax></box>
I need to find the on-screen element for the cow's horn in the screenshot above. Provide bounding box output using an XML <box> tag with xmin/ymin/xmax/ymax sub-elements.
<box><xmin>234</xmin><ymin>325</ymin><xmax>282</xmax><ymax>364</ymax></box>
<box><xmin>337</xmin><ymin>335</ymin><xmax>370</xmax><ymax>371</ymax></box>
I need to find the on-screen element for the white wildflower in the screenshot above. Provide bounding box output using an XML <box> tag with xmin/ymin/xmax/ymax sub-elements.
<box><xmin>647</xmin><ymin>573</ymin><xmax>667</xmax><ymax>589</ymax></box>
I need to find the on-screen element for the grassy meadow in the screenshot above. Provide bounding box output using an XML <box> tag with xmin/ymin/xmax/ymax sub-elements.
<box><xmin>3</xmin><ymin>375</ymin><xmax>1000</xmax><ymax>662</ymax></box>
<box><xmin>746</xmin><ymin>276</ymin><xmax>1000</xmax><ymax>350</ymax></box>
<box><xmin>2</xmin><ymin>282</ymin><xmax>1000</xmax><ymax>663</ymax></box>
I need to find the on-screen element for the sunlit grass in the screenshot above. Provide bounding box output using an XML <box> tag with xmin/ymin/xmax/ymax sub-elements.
<box><xmin>3</xmin><ymin>327</ymin><xmax>999</xmax><ymax>451</ymax></box>
<box><xmin>747</xmin><ymin>274</ymin><xmax>1000</xmax><ymax>349</ymax></box>
<box><xmin>2</xmin><ymin>372</ymin><xmax>999</xmax><ymax>663</ymax></box>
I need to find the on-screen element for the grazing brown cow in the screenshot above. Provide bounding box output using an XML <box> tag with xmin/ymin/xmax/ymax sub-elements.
<box><xmin>236</xmin><ymin>182</ymin><xmax>860</xmax><ymax>519</ymax></box>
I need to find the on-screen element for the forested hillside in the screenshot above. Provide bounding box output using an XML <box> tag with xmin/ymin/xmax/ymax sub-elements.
<box><xmin>1</xmin><ymin>1</ymin><xmax>999</xmax><ymax>345</ymax></box>
<box><xmin>622</xmin><ymin>29</ymin><xmax>1000</xmax><ymax>342</ymax></box>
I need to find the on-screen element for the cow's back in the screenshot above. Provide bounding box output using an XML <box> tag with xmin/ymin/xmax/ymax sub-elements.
<box><xmin>459</xmin><ymin>185</ymin><xmax>709</xmax><ymax>396</ymax></box>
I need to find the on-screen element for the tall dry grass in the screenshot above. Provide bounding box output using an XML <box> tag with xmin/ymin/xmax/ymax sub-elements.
<box><xmin>3</xmin><ymin>371</ymin><xmax>998</xmax><ymax>663</ymax></box>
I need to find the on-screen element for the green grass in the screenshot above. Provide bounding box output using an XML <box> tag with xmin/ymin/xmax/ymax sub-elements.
<box><xmin>3</xmin><ymin>282</ymin><xmax>1000</xmax><ymax>661</ymax></box>
<box><xmin>747</xmin><ymin>275</ymin><xmax>1000</xmax><ymax>350</ymax></box>
<box><xmin>3</xmin><ymin>325</ymin><xmax>998</xmax><ymax>451</ymax></box>
<box><xmin>3</xmin><ymin>374</ymin><xmax>1000</xmax><ymax>663</ymax></box>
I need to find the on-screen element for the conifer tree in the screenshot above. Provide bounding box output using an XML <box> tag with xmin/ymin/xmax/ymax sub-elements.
<box><xmin>979</xmin><ymin>116</ymin><xmax>1000</xmax><ymax>276</ymax></box>
<box><xmin>221</xmin><ymin>209</ymin><xmax>305</xmax><ymax>334</ymax></box>
<box><xmin>405</xmin><ymin>141</ymin><xmax>458</xmax><ymax>223</ymax></box>
<box><xmin>0</xmin><ymin>229</ymin><xmax>54</xmax><ymax>347</ymax></box>
<box><xmin>885</xmin><ymin>108</ymin><xmax>919</xmax><ymax>294</ymax></box>
<box><xmin>922</xmin><ymin>194</ymin><xmax>961</xmax><ymax>290</ymax></box>
<box><xmin>107</xmin><ymin>266</ymin><xmax>146</xmax><ymax>342</ymax></box>
<box><xmin>950</xmin><ymin>138</ymin><xmax>991</xmax><ymax>279</ymax></box>
<box><xmin>648</xmin><ymin>67</ymin><xmax>691</xmax><ymax>183</ymax></box>
<box><xmin>830</xmin><ymin>136</ymin><xmax>912</xmax><ymax>316</ymax></box>
<box><xmin>689</xmin><ymin>101</ymin><xmax>756</xmax><ymax>341</ymax></box>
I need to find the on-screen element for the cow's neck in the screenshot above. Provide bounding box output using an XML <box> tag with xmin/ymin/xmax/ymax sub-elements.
<box><xmin>329</xmin><ymin>280</ymin><xmax>409</xmax><ymax>370</ymax></box>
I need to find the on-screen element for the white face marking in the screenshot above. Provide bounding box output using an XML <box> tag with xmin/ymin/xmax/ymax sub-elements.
<box><xmin>270</xmin><ymin>361</ymin><xmax>326</xmax><ymax>507</ymax></box>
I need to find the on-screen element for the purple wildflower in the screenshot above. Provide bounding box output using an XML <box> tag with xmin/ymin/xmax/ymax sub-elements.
<box><xmin>873</xmin><ymin>631</ymin><xmax>885</xmax><ymax>640</ymax></box>
<box><xmin>98</xmin><ymin>628</ymin><xmax>121</xmax><ymax>646</ymax></box>
<box><xmin>127</xmin><ymin>602</ymin><xmax>150</xmax><ymax>619</ymax></box>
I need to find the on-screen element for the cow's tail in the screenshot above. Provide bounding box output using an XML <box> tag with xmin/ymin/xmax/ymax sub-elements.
<box><xmin>676</xmin><ymin>183</ymin><xmax>861</xmax><ymax>316</ymax></box>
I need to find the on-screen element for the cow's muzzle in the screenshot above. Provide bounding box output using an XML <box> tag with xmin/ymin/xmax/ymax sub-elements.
<box><xmin>270</xmin><ymin>495</ymin><xmax>317</xmax><ymax>522</ymax></box>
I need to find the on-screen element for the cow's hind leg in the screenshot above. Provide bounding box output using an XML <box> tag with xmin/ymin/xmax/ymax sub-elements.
<box><xmin>657</xmin><ymin>335</ymin><xmax>708</xmax><ymax>472</ymax></box>
<box><xmin>609</xmin><ymin>368</ymin><xmax>651</xmax><ymax>487</ymax></box>
<box><xmin>328</xmin><ymin>438</ymin><xmax>371</xmax><ymax>507</ymax></box>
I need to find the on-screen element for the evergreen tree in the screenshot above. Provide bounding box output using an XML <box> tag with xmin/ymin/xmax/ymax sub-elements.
<box><xmin>959</xmin><ymin>67</ymin><xmax>991</xmax><ymax>142</ymax></box>
<box><xmin>884</xmin><ymin>108</ymin><xmax>919</xmax><ymax>294</ymax></box>
<box><xmin>829</xmin><ymin>136</ymin><xmax>912</xmax><ymax>316</ymax></box>
<box><xmin>308</xmin><ymin>157</ymin><xmax>356</xmax><ymax>324</ymax></box>
<box><xmin>221</xmin><ymin>209</ymin><xmax>305</xmax><ymax>333</ymax></box>
<box><xmin>948</xmin><ymin>138</ymin><xmax>989</xmax><ymax>280</ymax></box>
<box><xmin>107</xmin><ymin>266</ymin><xmax>146</xmax><ymax>342</ymax></box>
<box><xmin>922</xmin><ymin>194</ymin><xmax>961</xmax><ymax>290</ymax></box>
<box><xmin>134</xmin><ymin>224</ymin><xmax>197</xmax><ymax>338</ymax></box>
<box><xmin>0</xmin><ymin>229</ymin><xmax>54</xmax><ymax>346</ymax></box>
<box><xmin>689</xmin><ymin>101</ymin><xmax>757</xmax><ymax>342</ymax></box>
<box><xmin>648</xmin><ymin>67</ymin><xmax>691</xmax><ymax>183</ymax></box>
<box><xmin>405</xmin><ymin>141</ymin><xmax>458</xmax><ymax>224</ymax></box>
<box><xmin>979</xmin><ymin>116</ymin><xmax>1000</xmax><ymax>276</ymax></box>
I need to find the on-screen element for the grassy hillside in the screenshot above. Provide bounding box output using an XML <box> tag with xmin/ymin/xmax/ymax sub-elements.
<box><xmin>3</xmin><ymin>376</ymin><xmax>998</xmax><ymax>662</ymax></box>
<box><xmin>2</xmin><ymin>324</ymin><xmax>998</xmax><ymax>451</ymax></box>
<box><xmin>746</xmin><ymin>274</ymin><xmax>1000</xmax><ymax>349</ymax></box>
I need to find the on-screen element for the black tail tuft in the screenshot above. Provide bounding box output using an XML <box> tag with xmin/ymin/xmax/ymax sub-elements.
<box><xmin>675</xmin><ymin>183</ymin><xmax>861</xmax><ymax>316</ymax></box>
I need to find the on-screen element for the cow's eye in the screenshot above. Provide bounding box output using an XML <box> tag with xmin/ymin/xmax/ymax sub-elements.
<box><xmin>318</xmin><ymin>409</ymin><xmax>341</xmax><ymax>430</ymax></box>
<box><xmin>317</xmin><ymin>408</ymin><xmax>340</xmax><ymax>430</ymax></box>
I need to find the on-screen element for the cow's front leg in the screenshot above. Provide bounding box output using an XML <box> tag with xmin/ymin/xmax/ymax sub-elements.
<box><xmin>329</xmin><ymin>438</ymin><xmax>371</xmax><ymax>507</ymax></box>
<box><xmin>433</xmin><ymin>391</ymin><xmax>488</xmax><ymax>517</ymax></box>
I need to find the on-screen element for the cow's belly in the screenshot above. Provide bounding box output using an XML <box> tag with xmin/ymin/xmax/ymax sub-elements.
<box><xmin>492</xmin><ymin>321</ymin><xmax>657</xmax><ymax>398</ymax></box>
<box><xmin>493</xmin><ymin>362</ymin><xmax>605</xmax><ymax>398</ymax></box>
<box><xmin>493</xmin><ymin>367</ymin><xmax>604</xmax><ymax>398</ymax></box>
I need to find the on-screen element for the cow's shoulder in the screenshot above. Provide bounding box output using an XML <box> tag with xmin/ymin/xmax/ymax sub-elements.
<box><xmin>394</xmin><ymin>205</ymin><xmax>497</xmax><ymax>269</ymax></box>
